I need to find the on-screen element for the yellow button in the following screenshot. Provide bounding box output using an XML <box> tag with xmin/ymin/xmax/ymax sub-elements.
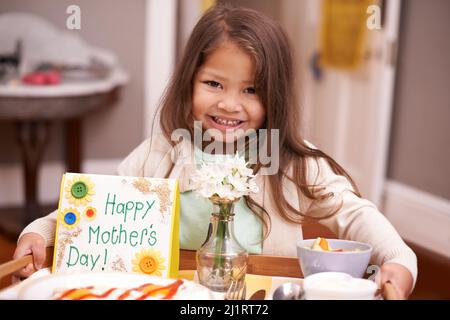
<box><xmin>139</xmin><ymin>257</ymin><xmax>157</xmax><ymax>274</ymax></box>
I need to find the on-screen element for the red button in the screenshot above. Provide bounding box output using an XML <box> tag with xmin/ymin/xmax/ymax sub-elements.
<box><xmin>86</xmin><ymin>209</ymin><xmax>94</xmax><ymax>217</ymax></box>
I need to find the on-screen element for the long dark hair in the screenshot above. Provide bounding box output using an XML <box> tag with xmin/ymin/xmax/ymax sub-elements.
<box><xmin>156</xmin><ymin>5</ymin><xmax>361</xmax><ymax>239</ymax></box>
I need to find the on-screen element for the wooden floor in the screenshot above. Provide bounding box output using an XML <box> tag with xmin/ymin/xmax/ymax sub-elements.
<box><xmin>1</xmin><ymin>205</ymin><xmax>449</xmax><ymax>299</ymax></box>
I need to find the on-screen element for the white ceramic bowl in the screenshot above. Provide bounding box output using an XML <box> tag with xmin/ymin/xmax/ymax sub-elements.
<box><xmin>297</xmin><ymin>239</ymin><xmax>373</xmax><ymax>278</ymax></box>
<box><xmin>303</xmin><ymin>272</ymin><xmax>378</xmax><ymax>300</ymax></box>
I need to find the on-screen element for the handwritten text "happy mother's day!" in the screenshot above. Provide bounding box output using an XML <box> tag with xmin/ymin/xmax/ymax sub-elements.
<box><xmin>65</xmin><ymin>193</ymin><xmax>159</xmax><ymax>270</ymax></box>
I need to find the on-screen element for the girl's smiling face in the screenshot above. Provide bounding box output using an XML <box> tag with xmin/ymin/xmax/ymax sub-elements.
<box><xmin>192</xmin><ymin>40</ymin><xmax>266</xmax><ymax>142</ymax></box>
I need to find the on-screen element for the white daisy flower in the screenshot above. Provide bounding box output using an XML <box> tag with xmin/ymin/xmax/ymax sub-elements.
<box><xmin>191</xmin><ymin>153</ymin><xmax>259</xmax><ymax>201</ymax></box>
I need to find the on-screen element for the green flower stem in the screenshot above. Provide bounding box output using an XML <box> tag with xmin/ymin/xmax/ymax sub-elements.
<box><xmin>213</xmin><ymin>220</ymin><xmax>225</xmax><ymax>275</ymax></box>
<box><xmin>212</xmin><ymin>202</ymin><xmax>233</xmax><ymax>276</ymax></box>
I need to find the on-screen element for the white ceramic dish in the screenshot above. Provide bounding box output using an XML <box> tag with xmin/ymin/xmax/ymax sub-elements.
<box><xmin>18</xmin><ymin>272</ymin><xmax>215</xmax><ymax>300</ymax></box>
<box><xmin>303</xmin><ymin>272</ymin><xmax>378</xmax><ymax>300</ymax></box>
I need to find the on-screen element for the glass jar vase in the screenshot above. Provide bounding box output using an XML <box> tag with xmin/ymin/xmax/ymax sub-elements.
<box><xmin>196</xmin><ymin>196</ymin><xmax>248</xmax><ymax>293</ymax></box>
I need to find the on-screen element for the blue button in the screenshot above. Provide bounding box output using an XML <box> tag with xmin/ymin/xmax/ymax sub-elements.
<box><xmin>64</xmin><ymin>212</ymin><xmax>76</xmax><ymax>225</ymax></box>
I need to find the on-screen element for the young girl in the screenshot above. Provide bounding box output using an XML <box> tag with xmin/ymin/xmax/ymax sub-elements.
<box><xmin>13</xmin><ymin>5</ymin><xmax>416</xmax><ymax>298</ymax></box>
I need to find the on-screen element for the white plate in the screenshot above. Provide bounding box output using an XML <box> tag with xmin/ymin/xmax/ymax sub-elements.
<box><xmin>18</xmin><ymin>272</ymin><xmax>215</xmax><ymax>300</ymax></box>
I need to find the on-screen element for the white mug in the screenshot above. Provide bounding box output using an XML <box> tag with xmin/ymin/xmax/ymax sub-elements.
<box><xmin>303</xmin><ymin>272</ymin><xmax>378</xmax><ymax>300</ymax></box>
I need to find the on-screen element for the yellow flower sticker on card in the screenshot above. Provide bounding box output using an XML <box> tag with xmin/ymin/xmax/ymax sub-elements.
<box><xmin>132</xmin><ymin>248</ymin><xmax>166</xmax><ymax>276</ymax></box>
<box><xmin>83</xmin><ymin>206</ymin><xmax>97</xmax><ymax>221</ymax></box>
<box><xmin>64</xmin><ymin>175</ymin><xmax>95</xmax><ymax>206</ymax></box>
<box><xmin>60</xmin><ymin>208</ymin><xmax>81</xmax><ymax>229</ymax></box>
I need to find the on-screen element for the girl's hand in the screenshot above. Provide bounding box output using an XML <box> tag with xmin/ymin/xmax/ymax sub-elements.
<box><xmin>12</xmin><ymin>232</ymin><xmax>46</xmax><ymax>282</ymax></box>
<box><xmin>378</xmin><ymin>263</ymin><xmax>414</xmax><ymax>299</ymax></box>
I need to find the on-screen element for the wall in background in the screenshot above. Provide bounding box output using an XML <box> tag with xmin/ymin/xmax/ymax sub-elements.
<box><xmin>388</xmin><ymin>0</ymin><xmax>450</xmax><ymax>200</ymax></box>
<box><xmin>382</xmin><ymin>0</ymin><xmax>450</xmax><ymax>258</ymax></box>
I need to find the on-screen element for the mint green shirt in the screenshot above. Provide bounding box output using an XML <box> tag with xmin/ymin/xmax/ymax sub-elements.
<box><xmin>179</xmin><ymin>147</ymin><xmax>263</xmax><ymax>254</ymax></box>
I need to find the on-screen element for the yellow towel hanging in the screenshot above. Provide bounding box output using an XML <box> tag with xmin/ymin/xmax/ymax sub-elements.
<box><xmin>319</xmin><ymin>0</ymin><xmax>377</xmax><ymax>70</ymax></box>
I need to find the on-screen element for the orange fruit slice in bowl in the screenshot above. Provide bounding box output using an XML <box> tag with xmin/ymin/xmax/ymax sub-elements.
<box><xmin>312</xmin><ymin>237</ymin><xmax>332</xmax><ymax>251</ymax></box>
<box><xmin>319</xmin><ymin>237</ymin><xmax>330</xmax><ymax>251</ymax></box>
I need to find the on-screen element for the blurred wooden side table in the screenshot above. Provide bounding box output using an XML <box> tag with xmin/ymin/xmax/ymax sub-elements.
<box><xmin>0</xmin><ymin>70</ymin><xmax>127</xmax><ymax>227</ymax></box>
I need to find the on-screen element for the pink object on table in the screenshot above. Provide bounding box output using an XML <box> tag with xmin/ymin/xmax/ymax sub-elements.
<box><xmin>22</xmin><ymin>70</ymin><xmax>61</xmax><ymax>85</ymax></box>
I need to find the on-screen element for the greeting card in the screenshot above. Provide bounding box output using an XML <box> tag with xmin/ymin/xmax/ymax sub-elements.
<box><xmin>52</xmin><ymin>173</ymin><xmax>180</xmax><ymax>278</ymax></box>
